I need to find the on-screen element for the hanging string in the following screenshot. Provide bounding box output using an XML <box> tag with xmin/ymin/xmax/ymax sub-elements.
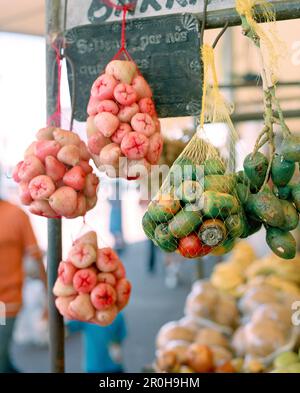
<box><xmin>102</xmin><ymin>0</ymin><xmax>136</xmax><ymax>61</ymax></box>
<box><xmin>235</xmin><ymin>0</ymin><xmax>283</xmax><ymax>85</ymax></box>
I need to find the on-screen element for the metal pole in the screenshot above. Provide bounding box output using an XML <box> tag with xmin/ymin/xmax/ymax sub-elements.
<box><xmin>231</xmin><ymin>109</ymin><xmax>300</xmax><ymax>123</ymax></box>
<box><xmin>200</xmin><ymin>0</ymin><xmax>300</xmax><ymax>29</ymax></box>
<box><xmin>46</xmin><ymin>0</ymin><xmax>65</xmax><ymax>373</ymax></box>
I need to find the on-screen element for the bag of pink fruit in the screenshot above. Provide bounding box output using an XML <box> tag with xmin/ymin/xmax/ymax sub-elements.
<box><xmin>86</xmin><ymin>1</ymin><xmax>163</xmax><ymax>180</ymax></box>
<box><xmin>54</xmin><ymin>229</ymin><xmax>131</xmax><ymax>326</ymax></box>
<box><xmin>12</xmin><ymin>39</ymin><xmax>99</xmax><ymax>219</ymax></box>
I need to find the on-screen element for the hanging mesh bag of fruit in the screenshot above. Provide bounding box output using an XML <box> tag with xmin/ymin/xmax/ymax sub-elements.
<box><xmin>86</xmin><ymin>2</ymin><xmax>163</xmax><ymax>180</ymax></box>
<box><xmin>54</xmin><ymin>229</ymin><xmax>131</xmax><ymax>326</ymax></box>
<box><xmin>142</xmin><ymin>35</ymin><xmax>247</xmax><ymax>259</ymax></box>
<box><xmin>12</xmin><ymin>40</ymin><xmax>99</xmax><ymax>219</ymax></box>
<box><xmin>236</xmin><ymin>0</ymin><xmax>299</xmax><ymax>260</ymax></box>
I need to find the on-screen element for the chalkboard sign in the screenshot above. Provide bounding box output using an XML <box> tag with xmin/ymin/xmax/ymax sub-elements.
<box><xmin>64</xmin><ymin>14</ymin><xmax>202</xmax><ymax>121</ymax></box>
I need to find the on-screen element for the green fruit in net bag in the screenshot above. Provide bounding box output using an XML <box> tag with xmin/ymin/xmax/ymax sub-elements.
<box><xmin>142</xmin><ymin>211</ymin><xmax>157</xmax><ymax>241</ymax></box>
<box><xmin>201</xmin><ymin>191</ymin><xmax>239</xmax><ymax>219</ymax></box>
<box><xmin>199</xmin><ymin>219</ymin><xmax>227</xmax><ymax>247</ymax></box>
<box><xmin>168</xmin><ymin>205</ymin><xmax>202</xmax><ymax>239</ymax></box>
<box><xmin>204</xmin><ymin>175</ymin><xmax>236</xmax><ymax>194</ymax></box>
<box><xmin>291</xmin><ymin>184</ymin><xmax>300</xmax><ymax>212</ymax></box>
<box><xmin>225</xmin><ymin>213</ymin><xmax>247</xmax><ymax>238</ymax></box>
<box><xmin>170</xmin><ymin>157</ymin><xmax>202</xmax><ymax>186</ymax></box>
<box><xmin>274</xmin><ymin>352</ymin><xmax>299</xmax><ymax>370</ymax></box>
<box><xmin>243</xmin><ymin>152</ymin><xmax>269</xmax><ymax>190</ymax></box>
<box><xmin>204</xmin><ymin>158</ymin><xmax>225</xmax><ymax>175</ymax></box>
<box><xmin>273</xmin><ymin>184</ymin><xmax>292</xmax><ymax>200</ymax></box>
<box><xmin>236</xmin><ymin>183</ymin><xmax>249</xmax><ymax>204</ymax></box>
<box><xmin>235</xmin><ymin>170</ymin><xmax>249</xmax><ymax>184</ymax></box>
<box><xmin>245</xmin><ymin>187</ymin><xmax>285</xmax><ymax>228</ymax></box>
<box><xmin>271</xmin><ymin>155</ymin><xmax>295</xmax><ymax>187</ymax></box>
<box><xmin>266</xmin><ymin>227</ymin><xmax>296</xmax><ymax>259</ymax></box>
<box><xmin>154</xmin><ymin>223</ymin><xmax>178</xmax><ymax>253</ymax></box>
<box><xmin>240</xmin><ymin>214</ymin><xmax>262</xmax><ymax>238</ymax></box>
<box><xmin>175</xmin><ymin>180</ymin><xmax>203</xmax><ymax>204</ymax></box>
<box><xmin>280</xmin><ymin>200</ymin><xmax>299</xmax><ymax>231</ymax></box>
<box><xmin>178</xmin><ymin>233</ymin><xmax>212</xmax><ymax>259</ymax></box>
<box><xmin>148</xmin><ymin>193</ymin><xmax>181</xmax><ymax>223</ymax></box>
<box><xmin>211</xmin><ymin>237</ymin><xmax>235</xmax><ymax>256</ymax></box>
<box><xmin>278</xmin><ymin>135</ymin><xmax>300</xmax><ymax>162</ymax></box>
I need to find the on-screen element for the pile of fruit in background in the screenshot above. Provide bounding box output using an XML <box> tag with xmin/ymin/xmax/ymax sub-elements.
<box><xmin>86</xmin><ymin>59</ymin><xmax>163</xmax><ymax>179</ymax></box>
<box><xmin>152</xmin><ymin>242</ymin><xmax>300</xmax><ymax>373</ymax></box>
<box><xmin>54</xmin><ymin>231</ymin><xmax>131</xmax><ymax>326</ymax></box>
<box><xmin>12</xmin><ymin>127</ymin><xmax>99</xmax><ymax>218</ymax></box>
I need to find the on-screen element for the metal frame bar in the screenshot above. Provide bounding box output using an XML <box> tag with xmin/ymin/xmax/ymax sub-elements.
<box><xmin>200</xmin><ymin>0</ymin><xmax>300</xmax><ymax>29</ymax></box>
<box><xmin>46</xmin><ymin>0</ymin><xmax>65</xmax><ymax>374</ymax></box>
<box><xmin>231</xmin><ymin>109</ymin><xmax>300</xmax><ymax>122</ymax></box>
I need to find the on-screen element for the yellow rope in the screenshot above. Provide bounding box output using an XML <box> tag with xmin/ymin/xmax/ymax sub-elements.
<box><xmin>199</xmin><ymin>43</ymin><xmax>238</xmax><ymax>145</ymax></box>
<box><xmin>200</xmin><ymin>44</ymin><xmax>211</xmax><ymax>129</ymax></box>
<box><xmin>235</xmin><ymin>0</ymin><xmax>283</xmax><ymax>84</ymax></box>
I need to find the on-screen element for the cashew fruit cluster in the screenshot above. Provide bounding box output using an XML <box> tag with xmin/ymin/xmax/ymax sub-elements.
<box><xmin>155</xmin><ymin>319</ymin><xmax>236</xmax><ymax>373</ymax></box>
<box><xmin>12</xmin><ymin>127</ymin><xmax>99</xmax><ymax>218</ymax></box>
<box><xmin>53</xmin><ymin>231</ymin><xmax>131</xmax><ymax>326</ymax></box>
<box><xmin>86</xmin><ymin>60</ymin><xmax>163</xmax><ymax>179</ymax></box>
<box><xmin>142</xmin><ymin>157</ymin><xmax>243</xmax><ymax>258</ymax></box>
<box><xmin>240</xmin><ymin>138</ymin><xmax>300</xmax><ymax>259</ymax></box>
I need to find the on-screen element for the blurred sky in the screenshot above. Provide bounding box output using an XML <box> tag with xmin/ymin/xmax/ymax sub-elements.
<box><xmin>0</xmin><ymin>33</ymin><xmax>45</xmax><ymax>168</ymax></box>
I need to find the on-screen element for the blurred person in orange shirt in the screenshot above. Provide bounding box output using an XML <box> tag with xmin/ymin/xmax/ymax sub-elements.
<box><xmin>0</xmin><ymin>197</ymin><xmax>47</xmax><ymax>373</ymax></box>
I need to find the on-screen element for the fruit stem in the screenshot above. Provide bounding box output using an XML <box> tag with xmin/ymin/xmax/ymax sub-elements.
<box><xmin>269</xmin><ymin>86</ymin><xmax>291</xmax><ymax>138</ymax></box>
<box><xmin>253</xmin><ymin>126</ymin><xmax>269</xmax><ymax>155</ymax></box>
<box><xmin>260</xmin><ymin>89</ymin><xmax>275</xmax><ymax>190</ymax></box>
<box><xmin>239</xmin><ymin>12</ymin><xmax>291</xmax><ymax>148</ymax></box>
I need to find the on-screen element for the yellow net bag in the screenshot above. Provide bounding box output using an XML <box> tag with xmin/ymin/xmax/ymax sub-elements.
<box><xmin>142</xmin><ymin>40</ymin><xmax>247</xmax><ymax>259</ymax></box>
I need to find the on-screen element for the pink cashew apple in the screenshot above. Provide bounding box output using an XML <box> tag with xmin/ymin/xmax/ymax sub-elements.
<box><xmin>68</xmin><ymin>243</ymin><xmax>97</xmax><ymax>268</ymax></box>
<box><xmin>90</xmin><ymin>283</ymin><xmax>117</xmax><ymax>311</ymax></box>
<box><xmin>49</xmin><ymin>186</ymin><xmax>78</xmax><ymax>216</ymax></box>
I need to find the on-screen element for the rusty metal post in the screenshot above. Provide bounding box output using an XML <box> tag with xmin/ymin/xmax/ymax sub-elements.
<box><xmin>46</xmin><ymin>0</ymin><xmax>65</xmax><ymax>373</ymax></box>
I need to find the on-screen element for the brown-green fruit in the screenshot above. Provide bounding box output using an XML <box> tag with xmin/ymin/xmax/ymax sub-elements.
<box><xmin>154</xmin><ymin>223</ymin><xmax>178</xmax><ymax>252</ymax></box>
<box><xmin>176</xmin><ymin>180</ymin><xmax>203</xmax><ymax>204</ymax></box>
<box><xmin>240</xmin><ymin>214</ymin><xmax>262</xmax><ymax>238</ymax></box>
<box><xmin>148</xmin><ymin>193</ymin><xmax>181</xmax><ymax>223</ymax></box>
<box><xmin>199</xmin><ymin>219</ymin><xmax>227</xmax><ymax>247</ymax></box>
<box><xmin>201</xmin><ymin>191</ymin><xmax>239</xmax><ymax>219</ymax></box>
<box><xmin>280</xmin><ymin>200</ymin><xmax>299</xmax><ymax>231</ymax></box>
<box><xmin>204</xmin><ymin>175</ymin><xmax>236</xmax><ymax>194</ymax></box>
<box><xmin>211</xmin><ymin>237</ymin><xmax>235</xmax><ymax>256</ymax></box>
<box><xmin>236</xmin><ymin>183</ymin><xmax>249</xmax><ymax>204</ymax></box>
<box><xmin>278</xmin><ymin>135</ymin><xmax>300</xmax><ymax>162</ymax></box>
<box><xmin>225</xmin><ymin>213</ymin><xmax>247</xmax><ymax>238</ymax></box>
<box><xmin>170</xmin><ymin>157</ymin><xmax>202</xmax><ymax>186</ymax></box>
<box><xmin>235</xmin><ymin>170</ymin><xmax>249</xmax><ymax>184</ymax></box>
<box><xmin>142</xmin><ymin>211</ymin><xmax>157</xmax><ymax>240</ymax></box>
<box><xmin>204</xmin><ymin>158</ymin><xmax>225</xmax><ymax>175</ymax></box>
<box><xmin>168</xmin><ymin>206</ymin><xmax>202</xmax><ymax>238</ymax></box>
<box><xmin>273</xmin><ymin>184</ymin><xmax>292</xmax><ymax>200</ymax></box>
<box><xmin>243</xmin><ymin>152</ymin><xmax>269</xmax><ymax>190</ymax></box>
<box><xmin>271</xmin><ymin>155</ymin><xmax>295</xmax><ymax>187</ymax></box>
<box><xmin>266</xmin><ymin>227</ymin><xmax>296</xmax><ymax>259</ymax></box>
<box><xmin>291</xmin><ymin>184</ymin><xmax>300</xmax><ymax>212</ymax></box>
<box><xmin>245</xmin><ymin>187</ymin><xmax>285</xmax><ymax>227</ymax></box>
